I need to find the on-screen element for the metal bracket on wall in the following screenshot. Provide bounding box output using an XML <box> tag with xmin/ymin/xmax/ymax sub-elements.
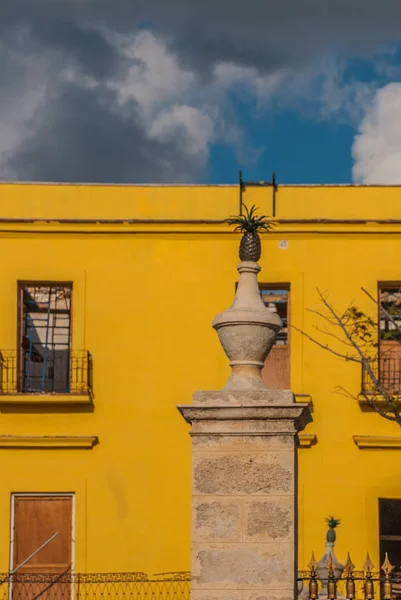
<box><xmin>239</xmin><ymin>171</ymin><xmax>278</xmax><ymax>217</ymax></box>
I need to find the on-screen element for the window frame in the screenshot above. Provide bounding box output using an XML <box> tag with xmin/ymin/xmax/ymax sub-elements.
<box><xmin>16</xmin><ymin>281</ymin><xmax>74</xmax><ymax>394</ymax></box>
<box><xmin>259</xmin><ymin>282</ymin><xmax>291</xmax><ymax>348</ymax></box>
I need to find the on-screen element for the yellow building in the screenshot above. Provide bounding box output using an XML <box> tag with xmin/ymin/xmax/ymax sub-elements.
<box><xmin>0</xmin><ymin>181</ymin><xmax>401</xmax><ymax>581</ymax></box>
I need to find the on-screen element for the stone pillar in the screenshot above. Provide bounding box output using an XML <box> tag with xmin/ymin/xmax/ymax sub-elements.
<box><xmin>178</xmin><ymin>260</ymin><xmax>312</xmax><ymax>600</ymax></box>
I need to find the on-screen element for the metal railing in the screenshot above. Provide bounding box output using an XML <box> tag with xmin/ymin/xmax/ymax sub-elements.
<box><xmin>0</xmin><ymin>573</ymin><xmax>190</xmax><ymax>600</ymax></box>
<box><xmin>0</xmin><ymin>350</ymin><xmax>93</xmax><ymax>396</ymax></box>
<box><xmin>299</xmin><ymin>552</ymin><xmax>399</xmax><ymax>600</ymax></box>
<box><xmin>362</xmin><ymin>356</ymin><xmax>401</xmax><ymax>396</ymax></box>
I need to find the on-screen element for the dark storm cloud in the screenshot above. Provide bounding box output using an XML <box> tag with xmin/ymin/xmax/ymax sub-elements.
<box><xmin>28</xmin><ymin>19</ymin><xmax>124</xmax><ymax>80</ymax></box>
<box><xmin>2</xmin><ymin>0</ymin><xmax>401</xmax><ymax>183</ymax></box>
<box><xmin>5</xmin><ymin>0</ymin><xmax>401</xmax><ymax>73</ymax></box>
<box><xmin>7</xmin><ymin>82</ymin><xmax>204</xmax><ymax>183</ymax></box>
<box><xmin>33</xmin><ymin>0</ymin><xmax>401</xmax><ymax>72</ymax></box>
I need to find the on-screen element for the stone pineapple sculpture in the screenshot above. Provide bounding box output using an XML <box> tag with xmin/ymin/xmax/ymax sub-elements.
<box><xmin>326</xmin><ymin>516</ymin><xmax>341</xmax><ymax>543</ymax></box>
<box><xmin>226</xmin><ymin>204</ymin><xmax>275</xmax><ymax>262</ymax></box>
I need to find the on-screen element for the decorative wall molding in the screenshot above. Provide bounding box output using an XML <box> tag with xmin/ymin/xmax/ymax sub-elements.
<box><xmin>353</xmin><ymin>435</ymin><xmax>401</xmax><ymax>449</ymax></box>
<box><xmin>299</xmin><ymin>434</ymin><xmax>317</xmax><ymax>448</ymax></box>
<box><xmin>0</xmin><ymin>394</ymin><xmax>91</xmax><ymax>406</ymax></box>
<box><xmin>295</xmin><ymin>394</ymin><xmax>313</xmax><ymax>404</ymax></box>
<box><xmin>0</xmin><ymin>435</ymin><xmax>98</xmax><ymax>449</ymax></box>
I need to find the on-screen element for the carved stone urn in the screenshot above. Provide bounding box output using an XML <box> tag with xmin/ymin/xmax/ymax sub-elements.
<box><xmin>212</xmin><ymin>261</ymin><xmax>282</xmax><ymax>390</ymax></box>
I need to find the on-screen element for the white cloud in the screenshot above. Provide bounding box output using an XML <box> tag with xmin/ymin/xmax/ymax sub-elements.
<box><xmin>211</xmin><ymin>56</ymin><xmax>375</xmax><ymax>128</ymax></box>
<box><xmin>149</xmin><ymin>105</ymin><xmax>215</xmax><ymax>156</ymax></box>
<box><xmin>352</xmin><ymin>83</ymin><xmax>401</xmax><ymax>183</ymax></box>
<box><xmin>0</xmin><ymin>28</ymin><xmax>219</xmax><ymax>181</ymax></box>
<box><xmin>0</xmin><ymin>17</ymin><xmax>395</xmax><ymax>183</ymax></box>
<box><xmin>110</xmin><ymin>31</ymin><xmax>197</xmax><ymax>116</ymax></box>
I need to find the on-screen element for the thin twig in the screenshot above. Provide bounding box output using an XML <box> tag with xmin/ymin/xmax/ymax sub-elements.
<box><xmin>334</xmin><ymin>385</ymin><xmax>357</xmax><ymax>400</ymax></box>
<box><xmin>316</xmin><ymin>288</ymin><xmax>401</xmax><ymax>422</ymax></box>
<box><xmin>306</xmin><ymin>308</ymin><xmax>338</xmax><ymax>326</ymax></box>
<box><xmin>362</xmin><ymin>286</ymin><xmax>401</xmax><ymax>334</ymax></box>
<box><xmin>291</xmin><ymin>324</ymin><xmax>360</xmax><ymax>363</ymax></box>
<box><xmin>313</xmin><ymin>324</ymin><xmax>355</xmax><ymax>348</ymax></box>
<box><xmin>359</xmin><ymin>392</ymin><xmax>401</xmax><ymax>422</ymax></box>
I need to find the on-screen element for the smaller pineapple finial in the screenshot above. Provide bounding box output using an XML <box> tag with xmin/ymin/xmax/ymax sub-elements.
<box><xmin>381</xmin><ymin>553</ymin><xmax>394</xmax><ymax>578</ymax></box>
<box><xmin>344</xmin><ymin>553</ymin><xmax>355</xmax><ymax>577</ymax></box>
<box><xmin>363</xmin><ymin>553</ymin><xmax>375</xmax><ymax>574</ymax></box>
<box><xmin>325</xmin><ymin>516</ymin><xmax>341</xmax><ymax>543</ymax></box>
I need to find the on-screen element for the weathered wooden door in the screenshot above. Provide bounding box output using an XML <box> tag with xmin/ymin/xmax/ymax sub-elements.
<box><xmin>12</xmin><ymin>495</ymin><xmax>73</xmax><ymax>600</ymax></box>
<box><xmin>261</xmin><ymin>286</ymin><xmax>290</xmax><ymax>389</ymax></box>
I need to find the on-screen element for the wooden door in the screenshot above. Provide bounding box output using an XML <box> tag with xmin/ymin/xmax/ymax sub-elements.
<box><xmin>261</xmin><ymin>286</ymin><xmax>290</xmax><ymax>389</ymax></box>
<box><xmin>12</xmin><ymin>495</ymin><xmax>73</xmax><ymax>600</ymax></box>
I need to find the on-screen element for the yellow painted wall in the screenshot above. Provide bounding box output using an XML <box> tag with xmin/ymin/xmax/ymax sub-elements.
<box><xmin>0</xmin><ymin>183</ymin><xmax>400</xmax><ymax>575</ymax></box>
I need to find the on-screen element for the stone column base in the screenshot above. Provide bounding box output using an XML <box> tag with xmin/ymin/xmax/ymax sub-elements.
<box><xmin>178</xmin><ymin>389</ymin><xmax>312</xmax><ymax>600</ymax></box>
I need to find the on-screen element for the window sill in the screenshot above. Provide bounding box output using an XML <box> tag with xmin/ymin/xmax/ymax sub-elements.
<box><xmin>295</xmin><ymin>393</ymin><xmax>312</xmax><ymax>404</ymax></box>
<box><xmin>0</xmin><ymin>393</ymin><xmax>92</xmax><ymax>406</ymax></box>
<box><xmin>0</xmin><ymin>435</ymin><xmax>98</xmax><ymax>449</ymax></box>
<box><xmin>299</xmin><ymin>434</ymin><xmax>317</xmax><ymax>448</ymax></box>
<box><xmin>358</xmin><ymin>393</ymin><xmax>401</xmax><ymax>410</ymax></box>
<box><xmin>354</xmin><ymin>435</ymin><xmax>401</xmax><ymax>449</ymax></box>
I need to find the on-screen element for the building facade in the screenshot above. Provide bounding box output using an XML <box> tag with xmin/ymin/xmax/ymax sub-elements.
<box><xmin>0</xmin><ymin>182</ymin><xmax>400</xmax><ymax>578</ymax></box>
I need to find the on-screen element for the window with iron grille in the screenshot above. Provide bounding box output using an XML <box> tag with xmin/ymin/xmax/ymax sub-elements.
<box><xmin>379</xmin><ymin>284</ymin><xmax>401</xmax><ymax>342</ymax></box>
<box><xmin>380</xmin><ymin>499</ymin><xmax>401</xmax><ymax>572</ymax></box>
<box><xmin>19</xmin><ymin>284</ymin><xmax>72</xmax><ymax>393</ymax></box>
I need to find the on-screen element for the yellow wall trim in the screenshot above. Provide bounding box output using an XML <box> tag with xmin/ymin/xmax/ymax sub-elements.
<box><xmin>0</xmin><ymin>394</ymin><xmax>92</xmax><ymax>406</ymax></box>
<box><xmin>353</xmin><ymin>436</ymin><xmax>401</xmax><ymax>449</ymax></box>
<box><xmin>295</xmin><ymin>394</ymin><xmax>313</xmax><ymax>404</ymax></box>
<box><xmin>299</xmin><ymin>434</ymin><xmax>317</xmax><ymax>448</ymax></box>
<box><xmin>0</xmin><ymin>435</ymin><xmax>98</xmax><ymax>449</ymax></box>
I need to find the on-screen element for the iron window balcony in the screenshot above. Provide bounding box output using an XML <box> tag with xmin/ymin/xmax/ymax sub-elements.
<box><xmin>0</xmin><ymin>349</ymin><xmax>93</xmax><ymax>398</ymax></box>
<box><xmin>361</xmin><ymin>355</ymin><xmax>401</xmax><ymax>397</ymax></box>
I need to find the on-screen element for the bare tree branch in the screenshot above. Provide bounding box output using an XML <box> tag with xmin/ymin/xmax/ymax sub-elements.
<box><xmin>359</xmin><ymin>392</ymin><xmax>401</xmax><ymax>422</ymax></box>
<box><xmin>362</xmin><ymin>286</ymin><xmax>400</xmax><ymax>332</ymax></box>
<box><xmin>313</xmin><ymin>324</ymin><xmax>356</xmax><ymax>348</ymax></box>
<box><xmin>297</xmin><ymin>286</ymin><xmax>401</xmax><ymax>425</ymax></box>
<box><xmin>306</xmin><ymin>308</ymin><xmax>339</xmax><ymax>326</ymax></box>
<box><xmin>316</xmin><ymin>288</ymin><xmax>401</xmax><ymax>421</ymax></box>
<box><xmin>291</xmin><ymin>324</ymin><xmax>360</xmax><ymax>363</ymax></box>
<box><xmin>334</xmin><ymin>385</ymin><xmax>357</xmax><ymax>400</ymax></box>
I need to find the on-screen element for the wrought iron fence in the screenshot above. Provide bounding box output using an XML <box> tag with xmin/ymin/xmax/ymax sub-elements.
<box><xmin>0</xmin><ymin>573</ymin><xmax>190</xmax><ymax>600</ymax></box>
<box><xmin>0</xmin><ymin>350</ymin><xmax>93</xmax><ymax>396</ymax></box>
<box><xmin>298</xmin><ymin>552</ymin><xmax>400</xmax><ymax>600</ymax></box>
<box><xmin>361</xmin><ymin>356</ymin><xmax>401</xmax><ymax>396</ymax></box>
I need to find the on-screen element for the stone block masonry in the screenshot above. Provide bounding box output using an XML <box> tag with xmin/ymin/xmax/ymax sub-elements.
<box><xmin>178</xmin><ymin>391</ymin><xmax>311</xmax><ymax>600</ymax></box>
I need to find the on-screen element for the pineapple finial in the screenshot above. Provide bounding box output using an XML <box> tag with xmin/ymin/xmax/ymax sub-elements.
<box><xmin>226</xmin><ymin>204</ymin><xmax>275</xmax><ymax>262</ymax></box>
<box><xmin>325</xmin><ymin>516</ymin><xmax>341</xmax><ymax>543</ymax></box>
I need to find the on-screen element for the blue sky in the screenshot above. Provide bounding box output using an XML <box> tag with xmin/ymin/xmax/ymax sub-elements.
<box><xmin>209</xmin><ymin>53</ymin><xmax>401</xmax><ymax>184</ymax></box>
<box><xmin>208</xmin><ymin>111</ymin><xmax>355</xmax><ymax>184</ymax></box>
<box><xmin>2</xmin><ymin>1</ymin><xmax>401</xmax><ymax>185</ymax></box>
